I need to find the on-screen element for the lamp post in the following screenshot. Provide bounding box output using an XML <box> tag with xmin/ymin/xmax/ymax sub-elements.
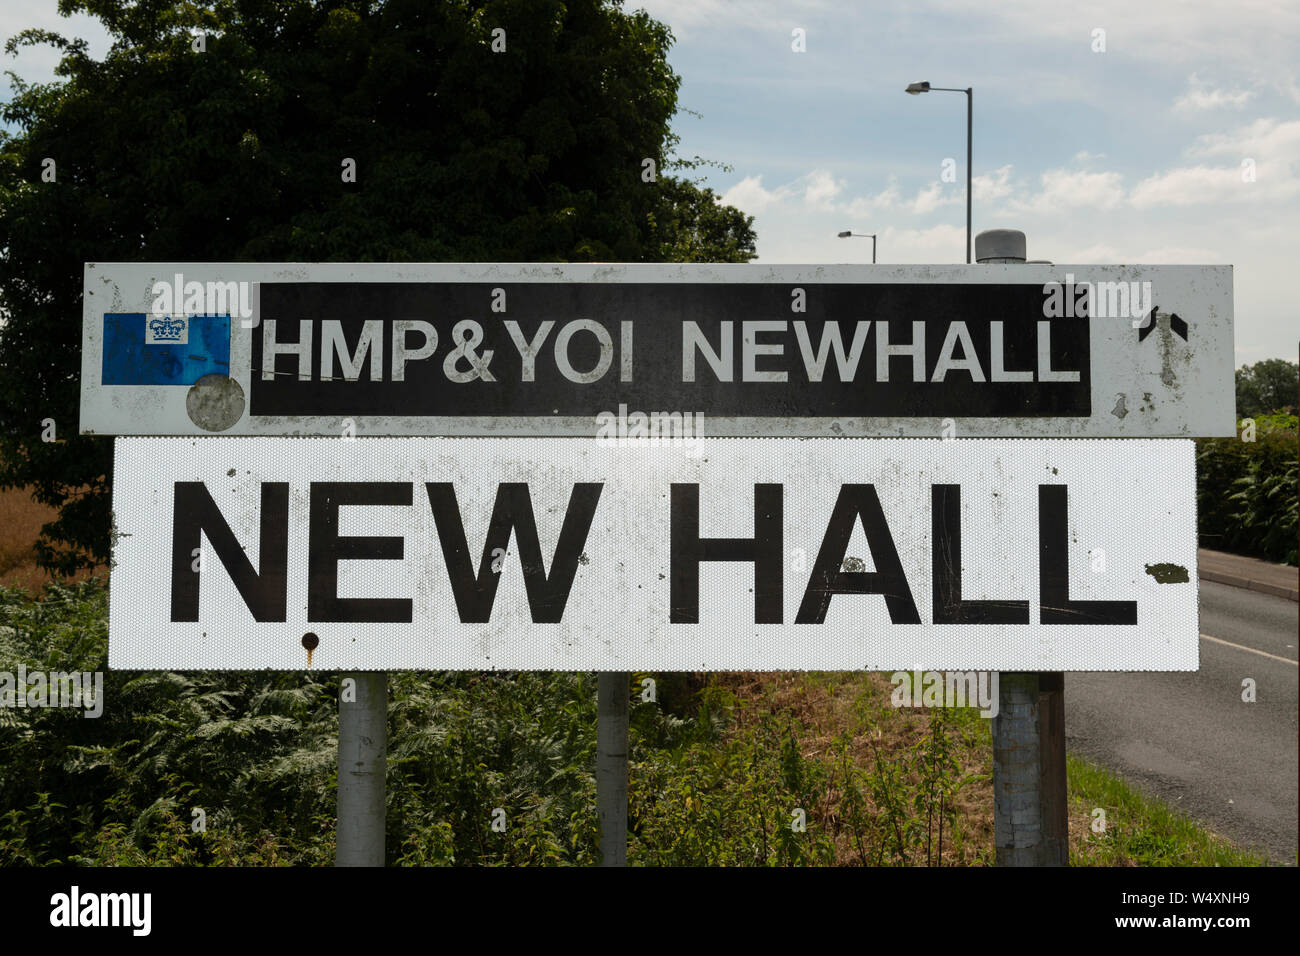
<box><xmin>837</xmin><ymin>230</ymin><xmax>876</xmax><ymax>263</ymax></box>
<box><xmin>905</xmin><ymin>81</ymin><xmax>972</xmax><ymax>264</ymax></box>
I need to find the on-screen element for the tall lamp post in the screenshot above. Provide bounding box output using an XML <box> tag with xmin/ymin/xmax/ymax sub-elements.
<box><xmin>905</xmin><ymin>81</ymin><xmax>972</xmax><ymax>264</ymax></box>
<box><xmin>836</xmin><ymin>230</ymin><xmax>876</xmax><ymax>263</ymax></box>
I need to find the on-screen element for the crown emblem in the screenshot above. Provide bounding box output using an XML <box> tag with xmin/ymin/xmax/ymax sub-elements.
<box><xmin>147</xmin><ymin>316</ymin><xmax>186</xmax><ymax>341</ymax></box>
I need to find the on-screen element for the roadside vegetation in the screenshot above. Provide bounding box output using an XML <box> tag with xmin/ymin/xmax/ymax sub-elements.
<box><xmin>1196</xmin><ymin>412</ymin><xmax>1298</xmax><ymax>566</ymax></box>
<box><xmin>0</xmin><ymin>580</ymin><xmax>1267</xmax><ymax>866</ymax></box>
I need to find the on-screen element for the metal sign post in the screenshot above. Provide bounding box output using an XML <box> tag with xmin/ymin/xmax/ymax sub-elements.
<box><xmin>596</xmin><ymin>673</ymin><xmax>630</xmax><ymax>866</ymax></box>
<box><xmin>977</xmin><ymin>230</ymin><xmax>1070</xmax><ymax>866</ymax></box>
<box><xmin>336</xmin><ymin>672</ymin><xmax>387</xmax><ymax>867</ymax></box>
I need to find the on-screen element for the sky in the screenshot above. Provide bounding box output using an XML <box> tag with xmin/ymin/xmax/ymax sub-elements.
<box><xmin>2</xmin><ymin>0</ymin><xmax>1296</xmax><ymax>364</ymax></box>
<box><xmin>631</xmin><ymin>0</ymin><xmax>1298</xmax><ymax>364</ymax></box>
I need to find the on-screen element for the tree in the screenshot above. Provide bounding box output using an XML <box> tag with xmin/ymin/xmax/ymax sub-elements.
<box><xmin>0</xmin><ymin>0</ymin><xmax>757</xmax><ymax>573</ymax></box>
<box><xmin>1235</xmin><ymin>358</ymin><xmax>1299</xmax><ymax>418</ymax></box>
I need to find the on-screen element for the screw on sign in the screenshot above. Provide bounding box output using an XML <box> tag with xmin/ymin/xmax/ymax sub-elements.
<box><xmin>301</xmin><ymin>632</ymin><xmax>320</xmax><ymax>667</ymax></box>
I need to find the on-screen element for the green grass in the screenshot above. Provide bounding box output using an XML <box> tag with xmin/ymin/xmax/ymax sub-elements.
<box><xmin>733</xmin><ymin>673</ymin><xmax>1274</xmax><ymax>867</ymax></box>
<box><xmin>1067</xmin><ymin>754</ymin><xmax>1272</xmax><ymax>866</ymax></box>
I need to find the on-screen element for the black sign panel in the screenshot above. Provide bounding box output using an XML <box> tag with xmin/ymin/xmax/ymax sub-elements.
<box><xmin>250</xmin><ymin>283</ymin><xmax>1090</xmax><ymax>418</ymax></box>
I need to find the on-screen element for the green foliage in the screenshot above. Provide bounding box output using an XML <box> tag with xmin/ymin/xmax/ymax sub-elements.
<box><xmin>0</xmin><ymin>579</ymin><xmax>339</xmax><ymax>864</ymax></box>
<box><xmin>385</xmin><ymin>670</ymin><xmax>601</xmax><ymax>866</ymax></box>
<box><xmin>4</xmin><ymin>585</ymin><xmax>855</xmax><ymax>866</ymax></box>
<box><xmin>911</xmin><ymin>709</ymin><xmax>962</xmax><ymax>866</ymax></box>
<box><xmin>1235</xmin><ymin>358</ymin><xmax>1299</xmax><ymax>418</ymax></box>
<box><xmin>0</xmin><ymin>589</ymin><xmax>1269</xmax><ymax>866</ymax></box>
<box><xmin>0</xmin><ymin>0</ymin><xmax>757</xmax><ymax>572</ymax></box>
<box><xmin>832</xmin><ymin>705</ymin><xmax>984</xmax><ymax>867</ymax></box>
<box><xmin>627</xmin><ymin>686</ymin><xmax>837</xmax><ymax>866</ymax></box>
<box><xmin>1196</xmin><ymin>414</ymin><xmax>1298</xmax><ymax>565</ymax></box>
<box><xmin>1068</xmin><ymin>755</ymin><xmax>1268</xmax><ymax>866</ymax></box>
<box><xmin>0</xmin><ymin>581</ymin><xmax>983</xmax><ymax>867</ymax></box>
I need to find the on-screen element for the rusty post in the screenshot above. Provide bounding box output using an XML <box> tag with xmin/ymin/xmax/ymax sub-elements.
<box><xmin>596</xmin><ymin>671</ymin><xmax>630</xmax><ymax>866</ymax></box>
<box><xmin>1039</xmin><ymin>672</ymin><xmax>1069</xmax><ymax>864</ymax></box>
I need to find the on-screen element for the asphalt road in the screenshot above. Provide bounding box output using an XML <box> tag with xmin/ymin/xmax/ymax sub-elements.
<box><xmin>1066</xmin><ymin>579</ymin><xmax>1298</xmax><ymax>864</ymax></box>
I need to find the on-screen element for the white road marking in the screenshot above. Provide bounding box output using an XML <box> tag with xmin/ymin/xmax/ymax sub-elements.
<box><xmin>1201</xmin><ymin>633</ymin><xmax>1298</xmax><ymax>665</ymax></box>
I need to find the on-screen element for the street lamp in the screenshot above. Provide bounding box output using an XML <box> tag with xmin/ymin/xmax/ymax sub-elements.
<box><xmin>905</xmin><ymin>81</ymin><xmax>972</xmax><ymax>263</ymax></box>
<box><xmin>837</xmin><ymin>230</ymin><xmax>876</xmax><ymax>263</ymax></box>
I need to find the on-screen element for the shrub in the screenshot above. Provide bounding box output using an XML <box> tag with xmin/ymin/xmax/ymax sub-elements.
<box><xmin>1196</xmin><ymin>414</ymin><xmax>1298</xmax><ymax>565</ymax></box>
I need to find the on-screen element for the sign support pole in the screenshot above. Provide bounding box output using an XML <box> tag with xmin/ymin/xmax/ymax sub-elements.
<box><xmin>992</xmin><ymin>673</ymin><xmax>1067</xmax><ymax>865</ymax></box>
<box><xmin>978</xmin><ymin>228</ymin><xmax>1069</xmax><ymax>867</ymax></box>
<box><xmin>596</xmin><ymin>672</ymin><xmax>630</xmax><ymax>866</ymax></box>
<box><xmin>1038</xmin><ymin>672</ymin><xmax>1069</xmax><ymax>864</ymax></box>
<box><xmin>336</xmin><ymin>671</ymin><xmax>387</xmax><ymax>867</ymax></box>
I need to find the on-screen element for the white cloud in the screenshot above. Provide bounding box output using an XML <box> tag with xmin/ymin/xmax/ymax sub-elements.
<box><xmin>844</xmin><ymin>180</ymin><xmax>901</xmax><ymax>217</ymax></box>
<box><xmin>757</xmin><ymin>222</ymin><xmax>968</xmax><ymax>264</ymax></box>
<box><xmin>720</xmin><ymin>175</ymin><xmax>791</xmax><ymax>214</ymax></box>
<box><xmin>1129</xmin><ymin>165</ymin><xmax>1259</xmax><ymax>207</ymax></box>
<box><xmin>720</xmin><ymin>169</ymin><xmax>847</xmax><ymax>214</ymax></box>
<box><xmin>720</xmin><ymin>168</ymin><xmax>978</xmax><ymax>221</ymax></box>
<box><xmin>1175</xmin><ymin>73</ymin><xmax>1256</xmax><ymax>112</ymax></box>
<box><xmin>725</xmin><ymin>154</ymin><xmax>1286</xmax><ymax>231</ymax></box>
<box><xmin>910</xmin><ymin>181</ymin><xmax>958</xmax><ymax>215</ymax></box>
<box><xmin>723</xmin><ymin>170</ymin><xmax>906</xmax><ymax>219</ymax></box>
<box><xmin>1186</xmin><ymin>117</ymin><xmax>1300</xmax><ymax>158</ymax></box>
<box><xmin>1128</xmin><ymin>118</ymin><xmax>1300</xmax><ymax>206</ymax></box>
<box><xmin>1278</xmin><ymin>72</ymin><xmax>1300</xmax><ymax>104</ymax></box>
<box><xmin>974</xmin><ymin>164</ymin><xmax>1014</xmax><ymax>202</ymax></box>
<box><xmin>1010</xmin><ymin>167</ymin><xmax>1125</xmax><ymax>215</ymax></box>
<box><xmin>639</xmin><ymin>0</ymin><xmax>1300</xmax><ymax>75</ymax></box>
<box><xmin>873</xmin><ymin>224</ymin><xmax>969</xmax><ymax>262</ymax></box>
<box><xmin>630</xmin><ymin>0</ymin><xmax>836</xmax><ymax>40</ymax></box>
<box><xmin>802</xmin><ymin>169</ymin><xmax>844</xmax><ymax>210</ymax></box>
<box><xmin>923</xmin><ymin>0</ymin><xmax>1300</xmax><ymax>75</ymax></box>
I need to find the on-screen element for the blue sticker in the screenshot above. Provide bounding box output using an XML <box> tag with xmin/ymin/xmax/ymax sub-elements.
<box><xmin>102</xmin><ymin>313</ymin><xmax>231</xmax><ymax>386</ymax></box>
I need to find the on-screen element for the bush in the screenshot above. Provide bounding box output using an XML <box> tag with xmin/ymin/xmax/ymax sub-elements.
<box><xmin>0</xmin><ymin>581</ymin><xmax>809</xmax><ymax>865</ymax></box>
<box><xmin>1196</xmin><ymin>414</ymin><xmax>1298</xmax><ymax>565</ymax></box>
<box><xmin>0</xmin><ymin>579</ymin><xmax>339</xmax><ymax>865</ymax></box>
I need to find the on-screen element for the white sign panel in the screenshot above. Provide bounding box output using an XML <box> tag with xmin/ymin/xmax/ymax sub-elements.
<box><xmin>109</xmin><ymin>437</ymin><xmax>1198</xmax><ymax>671</ymax></box>
<box><xmin>81</xmin><ymin>262</ymin><xmax>1235</xmax><ymax>438</ymax></box>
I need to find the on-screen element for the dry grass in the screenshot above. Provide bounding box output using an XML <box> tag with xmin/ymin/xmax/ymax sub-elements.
<box><xmin>0</xmin><ymin>485</ymin><xmax>103</xmax><ymax>592</ymax></box>
<box><xmin>708</xmin><ymin>671</ymin><xmax>996</xmax><ymax>865</ymax></box>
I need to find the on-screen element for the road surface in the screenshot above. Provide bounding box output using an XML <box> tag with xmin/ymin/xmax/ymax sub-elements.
<box><xmin>1066</xmin><ymin>578</ymin><xmax>1298</xmax><ymax>864</ymax></box>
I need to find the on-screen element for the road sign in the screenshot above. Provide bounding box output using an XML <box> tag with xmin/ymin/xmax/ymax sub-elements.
<box><xmin>80</xmin><ymin>262</ymin><xmax>1235</xmax><ymax>438</ymax></box>
<box><xmin>108</xmin><ymin>436</ymin><xmax>1198</xmax><ymax>671</ymax></box>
